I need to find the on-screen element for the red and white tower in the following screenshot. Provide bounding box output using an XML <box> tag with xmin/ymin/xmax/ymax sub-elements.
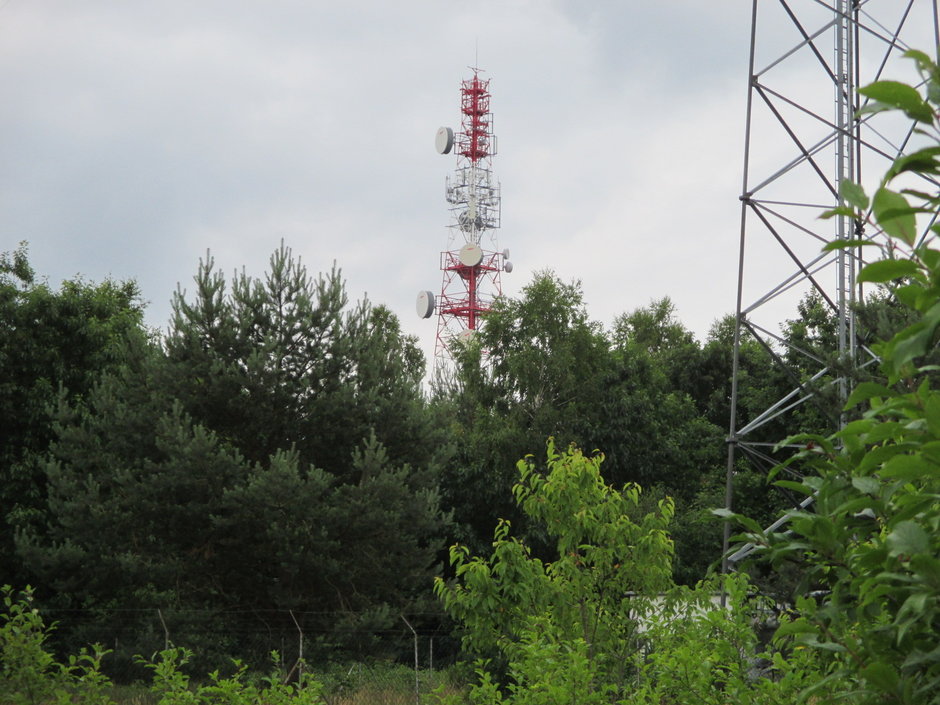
<box><xmin>416</xmin><ymin>68</ymin><xmax>511</xmax><ymax>364</ymax></box>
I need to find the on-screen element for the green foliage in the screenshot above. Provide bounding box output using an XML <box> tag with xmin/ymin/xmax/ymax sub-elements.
<box><xmin>164</xmin><ymin>243</ymin><xmax>434</xmax><ymax>474</ymax></box>
<box><xmin>439</xmin><ymin>273</ymin><xmax>830</xmax><ymax>588</ymax></box>
<box><xmin>17</xmin><ymin>242</ymin><xmax>448</xmax><ymax>668</ymax></box>
<box><xmin>0</xmin><ymin>243</ymin><xmax>146</xmax><ymax>591</ymax></box>
<box><xmin>435</xmin><ymin>441</ymin><xmax>675</xmax><ymax>700</ymax></box>
<box><xmin>632</xmin><ymin>573</ymin><xmax>827</xmax><ymax>705</ymax></box>
<box><xmin>441</xmin><ymin>274</ymin><xmax>728</xmax><ymax>578</ymax></box>
<box><xmin>726</xmin><ymin>49</ymin><xmax>940</xmax><ymax>704</ymax></box>
<box><xmin>1</xmin><ymin>585</ymin><xmax>325</xmax><ymax>704</ymax></box>
<box><xmin>436</xmin><ymin>445</ymin><xmax>830</xmax><ymax>704</ymax></box>
<box><xmin>139</xmin><ymin>648</ymin><xmax>323</xmax><ymax>705</ymax></box>
<box><xmin>1</xmin><ymin>585</ymin><xmax>114</xmax><ymax>705</ymax></box>
<box><xmin>442</xmin><ymin>273</ymin><xmax>614</xmax><ymax>548</ymax></box>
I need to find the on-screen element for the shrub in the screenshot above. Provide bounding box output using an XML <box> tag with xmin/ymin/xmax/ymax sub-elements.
<box><xmin>0</xmin><ymin>584</ymin><xmax>113</xmax><ymax>705</ymax></box>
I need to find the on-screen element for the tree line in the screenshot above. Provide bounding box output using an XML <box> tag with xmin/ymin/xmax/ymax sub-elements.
<box><xmin>0</xmin><ymin>235</ymin><xmax>841</xmax><ymax>675</ymax></box>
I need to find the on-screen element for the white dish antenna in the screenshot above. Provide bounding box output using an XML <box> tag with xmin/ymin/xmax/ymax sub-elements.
<box><xmin>502</xmin><ymin>248</ymin><xmax>510</xmax><ymax>260</ymax></box>
<box><xmin>415</xmin><ymin>290</ymin><xmax>435</xmax><ymax>318</ymax></box>
<box><xmin>458</xmin><ymin>243</ymin><xmax>484</xmax><ymax>267</ymax></box>
<box><xmin>435</xmin><ymin>126</ymin><xmax>454</xmax><ymax>155</ymax></box>
<box><xmin>503</xmin><ymin>261</ymin><xmax>513</xmax><ymax>273</ymax></box>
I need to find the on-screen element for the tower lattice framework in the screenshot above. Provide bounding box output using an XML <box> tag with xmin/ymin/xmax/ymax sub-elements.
<box><xmin>724</xmin><ymin>0</ymin><xmax>940</xmax><ymax>568</ymax></box>
<box><xmin>418</xmin><ymin>69</ymin><xmax>511</xmax><ymax>367</ymax></box>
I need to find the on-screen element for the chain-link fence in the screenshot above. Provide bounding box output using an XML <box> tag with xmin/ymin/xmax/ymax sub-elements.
<box><xmin>40</xmin><ymin>606</ymin><xmax>463</xmax><ymax>703</ymax></box>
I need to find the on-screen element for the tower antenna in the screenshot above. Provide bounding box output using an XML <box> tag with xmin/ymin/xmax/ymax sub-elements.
<box><xmin>417</xmin><ymin>67</ymin><xmax>512</xmax><ymax>368</ymax></box>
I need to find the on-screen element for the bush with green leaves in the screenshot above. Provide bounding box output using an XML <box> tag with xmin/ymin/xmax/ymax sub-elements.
<box><xmin>140</xmin><ymin>647</ymin><xmax>323</xmax><ymax>705</ymax></box>
<box><xmin>0</xmin><ymin>585</ymin><xmax>325</xmax><ymax>704</ymax></box>
<box><xmin>1</xmin><ymin>585</ymin><xmax>113</xmax><ymax>705</ymax></box>
<box><xmin>631</xmin><ymin>572</ymin><xmax>828</xmax><ymax>705</ymax></box>
<box><xmin>434</xmin><ymin>442</ymin><xmax>827</xmax><ymax>704</ymax></box>
<box><xmin>434</xmin><ymin>440</ymin><xmax>674</xmax><ymax>702</ymax></box>
<box><xmin>724</xmin><ymin>49</ymin><xmax>940</xmax><ymax>704</ymax></box>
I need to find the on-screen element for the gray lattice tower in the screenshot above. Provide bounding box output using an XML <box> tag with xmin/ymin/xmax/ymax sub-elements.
<box><xmin>723</xmin><ymin>0</ymin><xmax>940</xmax><ymax>569</ymax></box>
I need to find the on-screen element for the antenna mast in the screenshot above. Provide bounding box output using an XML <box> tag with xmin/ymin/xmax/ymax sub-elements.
<box><xmin>417</xmin><ymin>67</ymin><xmax>512</xmax><ymax>365</ymax></box>
<box><xmin>723</xmin><ymin>0</ymin><xmax>940</xmax><ymax>569</ymax></box>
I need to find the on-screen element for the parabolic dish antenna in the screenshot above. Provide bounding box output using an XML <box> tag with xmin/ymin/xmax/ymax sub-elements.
<box><xmin>415</xmin><ymin>290</ymin><xmax>435</xmax><ymax>319</ymax></box>
<box><xmin>435</xmin><ymin>126</ymin><xmax>454</xmax><ymax>155</ymax></box>
<box><xmin>458</xmin><ymin>243</ymin><xmax>484</xmax><ymax>267</ymax></box>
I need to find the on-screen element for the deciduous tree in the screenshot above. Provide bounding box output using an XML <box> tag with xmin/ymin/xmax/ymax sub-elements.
<box><xmin>0</xmin><ymin>243</ymin><xmax>145</xmax><ymax>591</ymax></box>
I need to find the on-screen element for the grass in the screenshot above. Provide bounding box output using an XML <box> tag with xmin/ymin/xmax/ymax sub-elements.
<box><xmin>104</xmin><ymin>664</ymin><xmax>466</xmax><ymax>704</ymax></box>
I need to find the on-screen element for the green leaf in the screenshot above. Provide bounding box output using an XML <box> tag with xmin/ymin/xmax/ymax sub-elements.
<box><xmin>902</xmin><ymin>49</ymin><xmax>935</xmax><ymax>71</ymax></box>
<box><xmin>920</xmin><ymin>247</ymin><xmax>940</xmax><ymax>271</ymax></box>
<box><xmin>879</xmin><ymin>454</ymin><xmax>932</xmax><ymax>482</ymax></box>
<box><xmin>887</xmin><ymin>520</ymin><xmax>929</xmax><ymax>557</ymax></box>
<box><xmin>838</xmin><ymin>495</ymin><xmax>878</xmax><ymax>516</ymax></box>
<box><xmin>851</xmin><ymin>476</ymin><xmax>880</xmax><ymax>495</ymax></box>
<box><xmin>820</xmin><ymin>206</ymin><xmax>860</xmax><ymax>220</ymax></box>
<box><xmin>924</xmin><ymin>394</ymin><xmax>940</xmax><ymax>437</ymax></box>
<box><xmin>837</xmin><ymin>418</ymin><xmax>875</xmax><ymax>437</ymax></box>
<box><xmin>895</xmin><ymin>283</ymin><xmax>925</xmax><ymax>308</ymax></box>
<box><xmin>711</xmin><ymin>507</ymin><xmax>763</xmax><ymax>534</ymax></box>
<box><xmin>861</xmin><ymin>661</ymin><xmax>899</xmax><ymax>693</ymax></box>
<box><xmin>901</xmin><ymin>188</ymin><xmax>940</xmax><ymax>201</ymax></box>
<box><xmin>910</xmin><ymin>554</ymin><xmax>940</xmax><ymax>587</ymax></box>
<box><xmin>872</xmin><ymin>188</ymin><xmax>918</xmax><ymax>245</ymax></box>
<box><xmin>865</xmin><ymin>421</ymin><xmax>904</xmax><ymax>446</ymax></box>
<box><xmin>929</xmin><ymin>80</ymin><xmax>940</xmax><ymax>108</ymax></box>
<box><xmin>897</xmin><ymin>591</ymin><xmax>929</xmax><ymax>625</ymax></box>
<box><xmin>860</xmin><ymin>443</ymin><xmax>911</xmax><ymax>474</ymax></box>
<box><xmin>774</xmin><ymin>479</ymin><xmax>814</xmax><ymax>496</ymax></box>
<box><xmin>823</xmin><ymin>238</ymin><xmax>876</xmax><ymax>251</ymax></box>
<box><xmin>884</xmin><ymin>311</ymin><xmax>940</xmax><ymax>372</ymax></box>
<box><xmin>801</xmin><ymin>636</ymin><xmax>847</xmax><ymax>652</ymax></box>
<box><xmin>856</xmin><ymin>257</ymin><xmax>918</xmax><ymax>284</ymax></box>
<box><xmin>889</xmin><ymin>328</ymin><xmax>928</xmax><ymax>367</ymax></box>
<box><xmin>775</xmin><ymin>618</ymin><xmax>816</xmax><ymax>638</ymax></box>
<box><xmin>844</xmin><ymin>381</ymin><xmax>896</xmax><ymax>409</ymax></box>
<box><xmin>887</xmin><ymin>147</ymin><xmax>940</xmax><ymax>180</ymax></box>
<box><xmin>903</xmin><ymin>644</ymin><xmax>940</xmax><ymax>670</ymax></box>
<box><xmin>859</xmin><ymin>80</ymin><xmax>935</xmax><ymax>123</ymax></box>
<box><xmin>839</xmin><ymin>179</ymin><xmax>869</xmax><ymax>210</ymax></box>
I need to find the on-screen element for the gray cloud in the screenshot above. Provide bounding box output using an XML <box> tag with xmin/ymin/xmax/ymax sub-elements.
<box><xmin>5</xmin><ymin>1</ymin><xmax>926</xmax><ymax>368</ymax></box>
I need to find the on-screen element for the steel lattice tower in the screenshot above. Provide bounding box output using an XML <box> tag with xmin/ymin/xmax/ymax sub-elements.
<box><xmin>723</xmin><ymin>0</ymin><xmax>940</xmax><ymax>568</ymax></box>
<box><xmin>417</xmin><ymin>68</ymin><xmax>512</xmax><ymax>366</ymax></box>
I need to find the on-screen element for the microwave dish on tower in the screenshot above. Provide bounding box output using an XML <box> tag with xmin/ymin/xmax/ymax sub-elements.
<box><xmin>435</xmin><ymin>127</ymin><xmax>454</xmax><ymax>155</ymax></box>
<box><xmin>417</xmin><ymin>67</ymin><xmax>512</xmax><ymax>367</ymax></box>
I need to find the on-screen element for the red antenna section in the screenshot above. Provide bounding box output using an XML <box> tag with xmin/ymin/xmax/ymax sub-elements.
<box><xmin>417</xmin><ymin>68</ymin><xmax>512</xmax><ymax>367</ymax></box>
<box><xmin>458</xmin><ymin>74</ymin><xmax>491</xmax><ymax>162</ymax></box>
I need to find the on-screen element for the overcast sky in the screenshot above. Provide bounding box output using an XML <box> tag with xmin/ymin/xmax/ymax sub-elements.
<box><xmin>2</xmin><ymin>2</ymin><xmax>933</xmax><ymax>369</ymax></box>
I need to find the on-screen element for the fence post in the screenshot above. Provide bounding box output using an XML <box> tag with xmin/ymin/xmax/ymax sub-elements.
<box><xmin>290</xmin><ymin>610</ymin><xmax>304</xmax><ymax>686</ymax></box>
<box><xmin>401</xmin><ymin>615</ymin><xmax>419</xmax><ymax>704</ymax></box>
<box><xmin>157</xmin><ymin>609</ymin><xmax>170</xmax><ymax>651</ymax></box>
